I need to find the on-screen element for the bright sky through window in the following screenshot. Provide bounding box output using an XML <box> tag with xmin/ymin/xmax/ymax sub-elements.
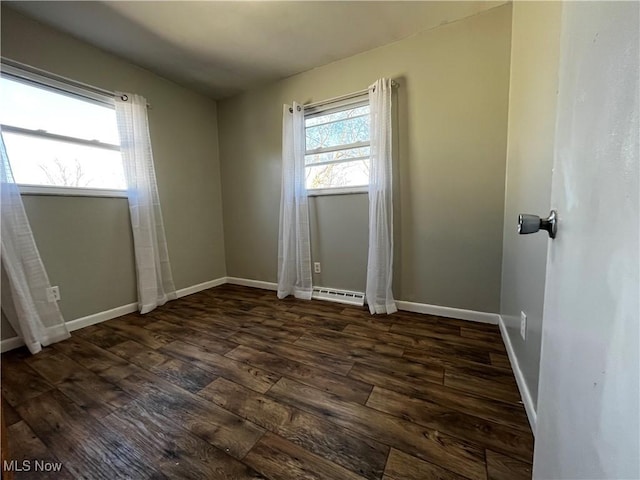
<box><xmin>0</xmin><ymin>76</ymin><xmax>126</xmax><ymax>190</ymax></box>
<box><xmin>305</xmin><ymin>103</ymin><xmax>370</xmax><ymax>190</ymax></box>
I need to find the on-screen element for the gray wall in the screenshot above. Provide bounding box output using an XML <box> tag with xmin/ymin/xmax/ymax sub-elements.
<box><xmin>1</xmin><ymin>7</ymin><xmax>226</xmax><ymax>339</ymax></box>
<box><xmin>308</xmin><ymin>194</ymin><xmax>369</xmax><ymax>292</ymax></box>
<box><xmin>218</xmin><ymin>4</ymin><xmax>512</xmax><ymax>312</ymax></box>
<box><xmin>500</xmin><ymin>1</ymin><xmax>563</xmax><ymax>408</ymax></box>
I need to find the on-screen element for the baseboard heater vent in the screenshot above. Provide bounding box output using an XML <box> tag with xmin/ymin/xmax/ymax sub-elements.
<box><xmin>312</xmin><ymin>287</ymin><xmax>365</xmax><ymax>307</ymax></box>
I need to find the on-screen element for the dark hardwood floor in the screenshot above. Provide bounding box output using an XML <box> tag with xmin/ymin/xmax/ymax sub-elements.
<box><xmin>1</xmin><ymin>284</ymin><xmax>533</xmax><ymax>480</ymax></box>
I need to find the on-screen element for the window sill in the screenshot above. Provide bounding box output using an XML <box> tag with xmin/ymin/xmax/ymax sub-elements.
<box><xmin>307</xmin><ymin>186</ymin><xmax>368</xmax><ymax>197</ymax></box>
<box><xmin>18</xmin><ymin>185</ymin><xmax>128</xmax><ymax>198</ymax></box>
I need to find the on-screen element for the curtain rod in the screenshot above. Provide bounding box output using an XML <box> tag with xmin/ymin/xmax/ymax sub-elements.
<box><xmin>0</xmin><ymin>57</ymin><xmax>151</xmax><ymax>108</ymax></box>
<box><xmin>289</xmin><ymin>80</ymin><xmax>398</xmax><ymax>113</ymax></box>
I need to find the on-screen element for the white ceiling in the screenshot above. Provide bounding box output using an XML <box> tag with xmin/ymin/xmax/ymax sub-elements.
<box><xmin>7</xmin><ymin>1</ymin><xmax>505</xmax><ymax>99</ymax></box>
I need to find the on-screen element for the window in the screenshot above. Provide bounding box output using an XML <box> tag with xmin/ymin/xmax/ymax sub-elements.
<box><xmin>305</xmin><ymin>98</ymin><xmax>370</xmax><ymax>194</ymax></box>
<box><xmin>0</xmin><ymin>66</ymin><xmax>126</xmax><ymax>195</ymax></box>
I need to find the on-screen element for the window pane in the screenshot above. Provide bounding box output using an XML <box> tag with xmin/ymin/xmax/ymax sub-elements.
<box><xmin>0</xmin><ymin>77</ymin><xmax>119</xmax><ymax>145</ymax></box>
<box><xmin>3</xmin><ymin>132</ymin><xmax>126</xmax><ymax>189</ymax></box>
<box><xmin>305</xmin><ymin>146</ymin><xmax>370</xmax><ymax>166</ymax></box>
<box><xmin>306</xmin><ymin>159</ymin><xmax>370</xmax><ymax>190</ymax></box>
<box><xmin>305</xmin><ymin>106</ymin><xmax>370</xmax><ymax>151</ymax></box>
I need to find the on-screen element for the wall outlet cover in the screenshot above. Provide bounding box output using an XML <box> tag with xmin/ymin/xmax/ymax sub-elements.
<box><xmin>313</xmin><ymin>262</ymin><xmax>321</xmax><ymax>274</ymax></box>
<box><xmin>520</xmin><ymin>311</ymin><xmax>527</xmax><ymax>340</ymax></box>
<box><xmin>46</xmin><ymin>286</ymin><xmax>61</xmax><ymax>302</ymax></box>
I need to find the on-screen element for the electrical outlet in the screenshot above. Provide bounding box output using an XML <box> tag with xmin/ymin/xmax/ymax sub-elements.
<box><xmin>520</xmin><ymin>311</ymin><xmax>527</xmax><ymax>340</ymax></box>
<box><xmin>313</xmin><ymin>262</ymin><xmax>321</xmax><ymax>274</ymax></box>
<box><xmin>46</xmin><ymin>286</ymin><xmax>61</xmax><ymax>302</ymax></box>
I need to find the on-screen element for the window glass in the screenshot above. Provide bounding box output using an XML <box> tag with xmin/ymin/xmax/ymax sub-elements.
<box><xmin>305</xmin><ymin>109</ymin><xmax>370</xmax><ymax>151</ymax></box>
<box><xmin>305</xmin><ymin>160</ymin><xmax>370</xmax><ymax>190</ymax></box>
<box><xmin>304</xmin><ymin>102</ymin><xmax>370</xmax><ymax>191</ymax></box>
<box><xmin>0</xmin><ymin>74</ymin><xmax>125</xmax><ymax>191</ymax></box>
<box><xmin>3</xmin><ymin>132</ymin><xmax>125</xmax><ymax>189</ymax></box>
<box><xmin>0</xmin><ymin>77</ymin><xmax>119</xmax><ymax>145</ymax></box>
<box><xmin>305</xmin><ymin>105</ymin><xmax>369</xmax><ymax>127</ymax></box>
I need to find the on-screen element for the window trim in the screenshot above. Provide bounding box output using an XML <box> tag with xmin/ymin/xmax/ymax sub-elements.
<box><xmin>1</xmin><ymin>60</ymin><xmax>116</xmax><ymax>108</ymax></box>
<box><xmin>17</xmin><ymin>184</ymin><xmax>128</xmax><ymax>198</ymax></box>
<box><xmin>1</xmin><ymin>124</ymin><xmax>121</xmax><ymax>152</ymax></box>
<box><xmin>306</xmin><ymin>154</ymin><xmax>370</xmax><ymax>169</ymax></box>
<box><xmin>303</xmin><ymin>95</ymin><xmax>369</xmax><ymax>118</ymax></box>
<box><xmin>306</xmin><ymin>186</ymin><xmax>368</xmax><ymax>197</ymax></box>
<box><xmin>305</xmin><ymin>140</ymin><xmax>370</xmax><ymax>157</ymax></box>
<box><xmin>304</xmin><ymin>94</ymin><xmax>370</xmax><ymax>194</ymax></box>
<box><xmin>1</xmin><ymin>61</ymin><xmax>125</xmax><ymax>197</ymax></box>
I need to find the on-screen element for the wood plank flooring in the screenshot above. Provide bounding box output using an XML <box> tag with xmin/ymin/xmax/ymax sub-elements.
<box><xmin>1</xmin><ymin>284</ymin><xmax>533</xmax><ymax>479</ymax></box>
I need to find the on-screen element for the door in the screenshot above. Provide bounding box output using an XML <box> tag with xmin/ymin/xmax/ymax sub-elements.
<box><xmin>533</xmin><ymin>2</ymin><xmax>639</xmax><ymax>479</ymax></box>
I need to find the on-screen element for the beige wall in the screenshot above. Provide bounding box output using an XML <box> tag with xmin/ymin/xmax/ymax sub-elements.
<box><xmin>218</xmin><ymin>4</ymin><xmax>512</xmax><ymax>312</ymax></box>
<box><xmin>1</xmin><ymin>7</ymin><xmax>226</xmax><ymax>339</ymax></box>
<box><xmin>500</xmin><ymin>1</ymin><xmax>563</xmax><ymax>407</ymax></box>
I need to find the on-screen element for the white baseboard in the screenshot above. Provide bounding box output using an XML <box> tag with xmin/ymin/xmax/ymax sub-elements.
<box><xmin>224</xmin><ymin>277</ymin><xmax>501</xmax><ymax>325</ymax></box>
<box><xmin>498</xmin><ymin>315</ymin><xmax>537</xmax><ymax>434</ymax></box>
<box><xmin>1</xmin><ymin>302</ymin><xmax>140</xmax><ymax>353</ymax></box>
<box><xmin>225</xmin><ymin>276</ymin><xmax>278</xmax><ymax>291</ymax></box>
<box><xmin>0</xmin><ymin>336</ymin><xmax>26</xmax><ymax>353</ymax></box>
<box><xmin>223</xmin><ymin>277</ymin><xmax>500</xmax><ymax>325</ymax></box>
<box><xmin>66</xmin><ymin>302</ymin><xmax>138</xmax><ymax>333</ymax></box>
<box><xmin>0</xmin><ymin>276</ymin><xmax>504</xmax><ymax>357</ymax></box>
<box><xmin>396</xmin><ymin>300</ymin><xmax>500</xmax><ymax>325</ymax></box>
<box><xmin>0</xmin><ymin>276</ymin><xmax>227</xmax><ymax>353</ymax></box>
<box><xmin>176</xmin><ymin>277</ymin><xmax>227</xmax><ymax>298</ymax></box>
<box><xmin>62</xmin><ymin>277</ymin><xmax>227</xmax><ymax>334</ymax></box>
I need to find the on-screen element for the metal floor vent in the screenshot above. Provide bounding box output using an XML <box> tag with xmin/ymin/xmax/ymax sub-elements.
<box><xmin>312</xmin><ymin>287</ymin><xmax>365</xmax><ymax>307</ymax></box>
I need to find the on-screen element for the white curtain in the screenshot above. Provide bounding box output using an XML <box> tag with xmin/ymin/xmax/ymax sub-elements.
<box><xmin>115</xmin><ymin>94</ymin><xmax>176</xmax><ymax>314</ymax></box>
<box><xmin>0</xmin><ymin>132</ymin><xmax>70</xmax><ymax>354</ymax></box>
<box><xmin>277</xmin><ymin>102</ymin><xmax>312</xmax><ymax>300</ymax></box>
<box><xmin>366</xmin><ymin>79</ymin><xmax>397</xmax><ymax>314</ymax></box>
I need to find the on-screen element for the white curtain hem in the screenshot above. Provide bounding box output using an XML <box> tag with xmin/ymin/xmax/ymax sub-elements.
<box><xmin>368</xmin><ymin>302</ymin><xmax>398</xmax><ymax>315</ymax></box>
<box><xmin>25</xmin><ymin>341</ymin><xmax>42</xmax><ymax>355</ymax></box>
<box><xmin>277</xmin><ymin>289</ymin><xmax>290</xmax><ymax>300</ymax></box>
<box><xmin>40</xmin><ymin>325</ymin><xmax>71</xmax><ymax>346</ymax></box>
<box><xmin>293</xmin><ymin>288</ymin><xmax>312</xmax><ymax>301</ymax></box>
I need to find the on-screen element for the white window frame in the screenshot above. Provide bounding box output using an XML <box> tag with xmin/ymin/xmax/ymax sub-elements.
<box><xmin>304</xmin><ymin>95</ymin><xmax>370</xmax><ymax>196</ymax></box>
<box><xmin>0</xmin><ymin>62</ymin><xmax>127</xmax><ymax>198</ymax></box>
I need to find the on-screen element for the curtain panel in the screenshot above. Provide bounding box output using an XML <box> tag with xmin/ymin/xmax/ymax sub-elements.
<box><xmin>115</xmin><ymin>94</ymin><xmax>176</xmax><ymax>314</ymax></box>
<box><xmin>0</xmin><ymin>132</ymin><xmax>70</xmax><ymax>354</ymax></box>
<box><xmin>366</xmin><ymin>79</ymin><xmax>397</xmax><ymax>314</ymax></box>
<box><xmin>277</xmin><ymin>102</ymin><xmax>312</xmax><ymax>300</ymax></box>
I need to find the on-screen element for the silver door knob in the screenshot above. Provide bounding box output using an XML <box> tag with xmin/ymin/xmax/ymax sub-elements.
<box><xmin>518</xmin><ymin>210</ymin><xmax>557</xmax><ymax>239</ymax></box>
